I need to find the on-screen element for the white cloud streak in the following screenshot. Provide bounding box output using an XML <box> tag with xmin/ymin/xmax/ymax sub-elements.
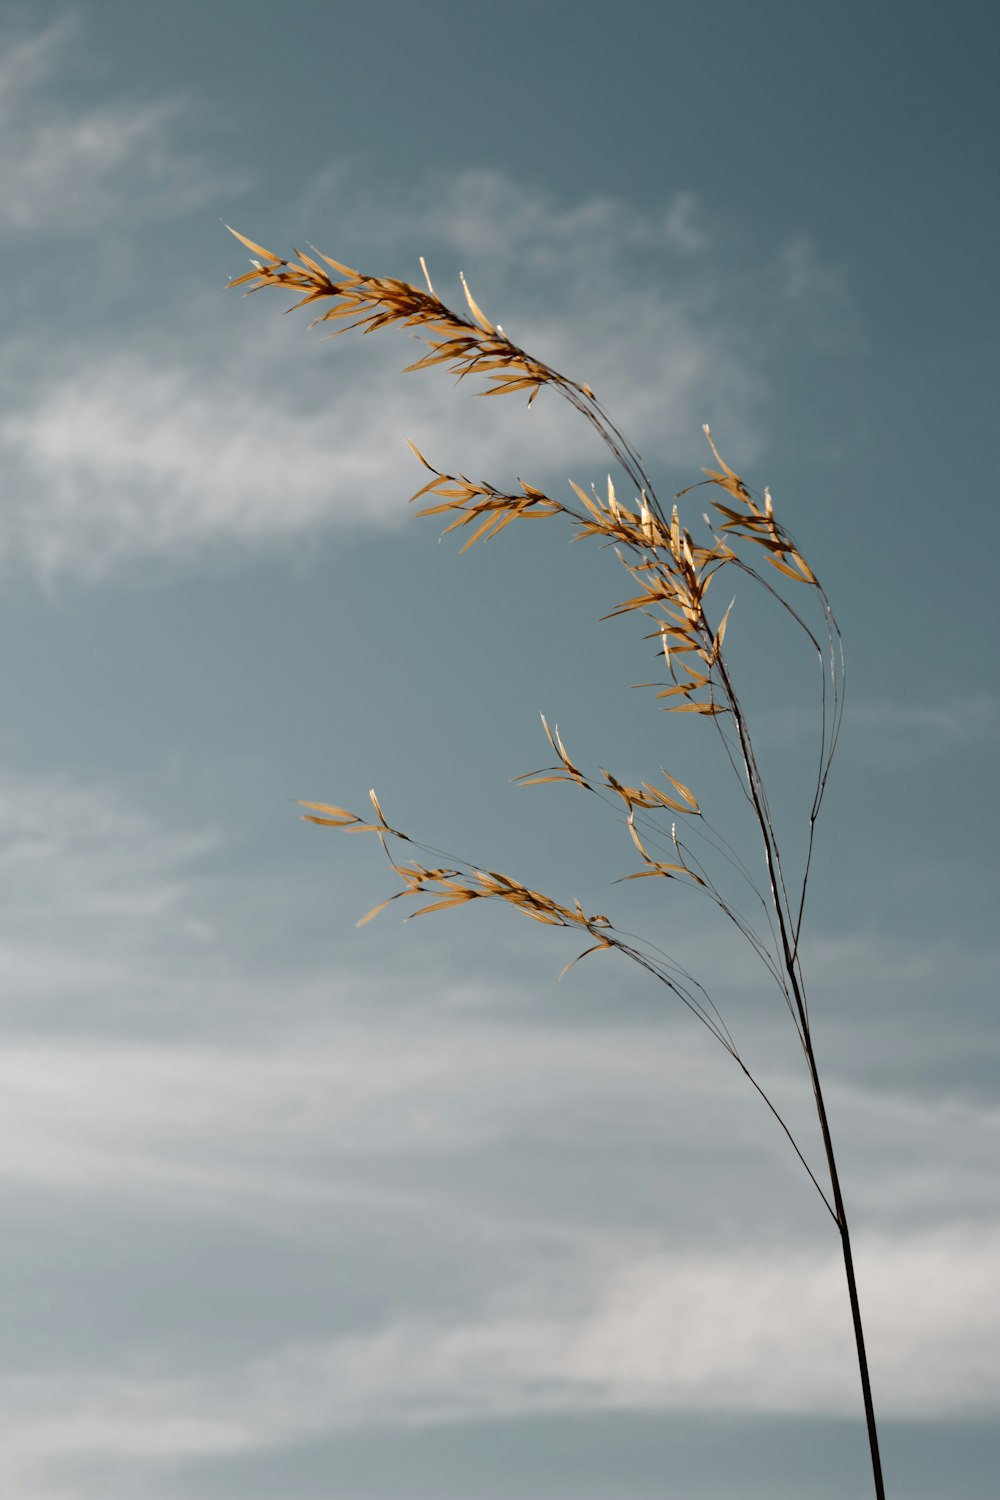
<box><xmin>0</xmin><ymin>119</ymin><xmax>851</xmax><ymax>582</ymax></box>
<box><xmin>1</xmin><ymin>765</ymin><xmax>994</xmax><ymax>1220</ymax></box>
<box><xmin>0</xmin><ymin>1222</ymin><xmax>997</xmax><ymax>1495</ymax></box>
<box><xmin>364</xmin><ymin>169</ymin><xmax>711</xmax><ymax>267</ymax></box>
<box><xmin>0</xmin><ymin>268</ymin><xmax>755</xmax><ymax>582</ymax></box>
<box><xmin>762</xmin><ymin>693</ymin><xmax>999</xmax><ymax>763</ymax></box>
<box><xmin>0</xmin><ymin>18</ymin><xmax>223</xmax><ymax>236</ymax></box>
<box><xmin>0</xmin><ymin>327</ymin><xmax>583</xmax><ymax>580</ymax></box>
<box><xmin>0</xmin><ymin>301</ymin><xmax>754</xmax><ymax>581</ymax></box>
<box><xmin>0</xmin><ymin>761</ymin><xmax>996</xmax><ymax>1499</ymax></box>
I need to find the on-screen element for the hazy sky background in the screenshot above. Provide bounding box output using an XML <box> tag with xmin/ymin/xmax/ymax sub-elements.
<box><xmin>2</xmin><ymin>2</ymin><xmax>998</xmax><ymax>1497</ymax></box>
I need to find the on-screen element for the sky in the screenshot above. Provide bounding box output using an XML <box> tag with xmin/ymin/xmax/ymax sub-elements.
<box><xmin>1</xmin><ymin>2</ymin><xmax>998</xmax><ymax>1496</ymax></box>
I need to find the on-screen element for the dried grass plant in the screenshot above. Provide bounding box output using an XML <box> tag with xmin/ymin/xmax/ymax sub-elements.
<box><xmin>228</xmin><ymin>227</ymin><xmax>886</xmax><ymax>1498</ymax></box>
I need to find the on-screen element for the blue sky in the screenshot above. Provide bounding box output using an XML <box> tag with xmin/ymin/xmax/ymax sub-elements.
<box><xmin>1</xmin><ymin>2</ymin><xmax>998</xmax><ymax>1496</ymax></box>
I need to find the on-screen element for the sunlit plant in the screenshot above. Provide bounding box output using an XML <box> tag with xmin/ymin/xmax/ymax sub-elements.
<box><xmin>228</xmin><ymin>226</ymin><xmax>886</xmax><ymax>1499</ymax></box>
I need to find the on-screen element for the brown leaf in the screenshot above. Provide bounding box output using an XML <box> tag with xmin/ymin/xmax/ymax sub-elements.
<box><xmin>767</xmin><ymin>554</ymin><xmax>814</xmax><ymax>582</ymax></box>
<box><xmin>459</xmin><ymin>272</ymin><xmax>495</xmax><ymax>333</ymax></box>
<box><xmin>357</xmin><ymin>896</ymin><xmax>398</xmax><ymax>927</ymax></box>
<box><xmin>298</xmin><ymin>800</ymin><xmax>359</xmax><ymax>820</ymax></box>
<box><xmin>226</xmin><ymin>226</ymin><xmax>282</xmax><ymax>264</ymax></box>
<box><xmin>559</xmin><ymin>938</ymin><xmax>612</xmax><ymax>979</ymax></box>
<box><xmin>661</xmin><ymin>771</ymin><xmax>700</xmax><ymax>811</ymax></box>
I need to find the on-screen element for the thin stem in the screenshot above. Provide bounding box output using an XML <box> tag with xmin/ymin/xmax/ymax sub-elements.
<box><xmin>246</xmin><ymin>242</ymin><xmax>883</xmax><ymax>1494</ymax></box>
<box><xmin>735</xmin><ymin>1058</ymin><xmax>837</xmax><ymax>1222</ymax></box>
<box><xmin>804</xmin><ymin>1040</ymin><xmax>887</xmax><ymax>1499</ymax></box>
<box><xmin>709</xmin><ymin>637</ymin><xmax>884</xmax><ymax>1497</ymax></box>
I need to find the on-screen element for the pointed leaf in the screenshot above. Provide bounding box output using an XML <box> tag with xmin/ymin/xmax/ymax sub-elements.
<box><xmin>459</xmin><ymin>272</ymin><xmax>494</xmax><ymax>333</ymax></box>
<box><xmin>661</xmin><ymin>772</ymin><xmax>700</xmax><ymax>811</ymax></box>
<box><xmin>298</xmin><ymin>800</ymin><xmax>359</xmax><ymax>820</ymax></box>
<box><xmin>559</xmin><ymin>940</ymin><xmax>611</xmax><ymax>979</ymax></box>
<box><xmin>767</xmin><ymin>554</ymin><xmax>813</xmax><ymax>582</ymax></box>
<box><xmin>357</xmin><ymin>896</ymin><xmax>398</xmax><ymax>927</ymax></box>
<box><xmin>407</xmin><ymin>893</ymin><xmax>477</xmax><ymax>919</ymax></box>
<box><xmin>226</xmin><ymin>226</ymin><xmax>282</xmax><ymax>264</ymax></box>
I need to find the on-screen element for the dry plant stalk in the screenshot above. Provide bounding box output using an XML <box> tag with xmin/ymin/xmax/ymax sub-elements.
<box><xmin>228</xmin><ymin>227</ymin><xmax>886</xmax><ymax>1499</ymax></box>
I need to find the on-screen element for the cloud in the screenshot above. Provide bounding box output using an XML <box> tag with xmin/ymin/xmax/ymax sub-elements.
<box><xmin>845</xmin><ymin>694</ymin><xmax>1000</xmax><ymax>759</ymax></box>
<box><xmin>1</xmin><ymin>762</ymin><xmax>994</xmax><ymax>1218</ymax></box>
<box><xmin>0</xmin><ymin>765</ymin><xmax>215</xmax><ymax>926</ymax></box>
<box><xmin>0</xmin><ymin>289</ymin><xmax>753</xmax><ymax>584</ymax></box>
<box><xmin>560</xmin><ymin>1223</ymin><xmax>1000</xmax><ymax>1419</ymax></box>
<box><xmin>0</xmin><ymin>153</ymin><xmax>856</xmax><ymax>582</ymax></box>
<box><xmin>0</xmin><ymin>17</ymin><xmax>225</xmax><ymax>236</ymax></box>
<box><xmin>348</xmin><ymin>168</ymin><xmax>712</xmax><ymax>268</ymax></box>
<box><xmin>0</xmin><ymin>764</ymin><xmax>217</xmax><ymax>1002</ymax></box>
<box><xmin>761</xmin><ymin>693</ymin><xmax>999</xmax><ymax>765</ymax></box>
<box><xmin>0</xmin><ymin>323</ymin><xmax>585</xmax><ymax>581</ymax></box>
<box><xmin>0</xmin><ymin>764</ymin><xmax>994</xmax><ymax>1260</ymax></box>
<box><xmin>0</xmin><ymin>759</ymin><xmax>996</xmax><ymax>1500</ymax></box>
<box><xmin>0</xmin><ymin>1221</ymin><xmax>997</xmax><ymax>1496</ymax></box>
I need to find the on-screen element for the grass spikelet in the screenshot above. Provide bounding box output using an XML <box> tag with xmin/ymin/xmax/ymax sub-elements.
<box><xmin>233</xmin><ymin>225</ymin><xmax>883</xmax><ymax>1500</ymax></box>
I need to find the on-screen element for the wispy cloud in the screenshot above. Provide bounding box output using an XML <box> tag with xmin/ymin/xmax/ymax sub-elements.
<box><xmin>0</xmin><ymin>17</ymin><xmax>225</xmax><ymax>236</ymax></box>
<box><xmin>332</xmin><ymin>167</ymin><xmax>712</xmax><ymax>269</ymax></box>
<box><xmin>0</xmin><ymin>1221</ymin><xmax>997</xmax><ymax>1496</ymax></box>
<box><xmin>774</xmin><ymin>237</ymin><xmax>862</xmax><ymax>350</ymax></box>
<box><xmin>0</xmin><ymin>760</ymin><xmax>996</xmax><ymax>1499</ymax></box>
<box><xmin>0</xmin><ymin>147</ymin><xmax>854</xmax><ymax>581</ymax></box>
<box><xmin>0</xmin><ymin>764</ymin><xmax>216</xmax><ymax>982</ymax></box>
<box><xmin>761</xmin><ymin>693</ymin><xmax>999</xmax><ymax>764</ymax></box>
<box><xmin>0</xmin><ymin>766</ymin><xmax>993</xmax><ymax>1219</ymax></box>
<box><xmin>0</xmin><ymin>323</ymin><xmax>584</xmax><ymax>580</ymax></box>
<box><xmin>559</xmin><ymin>1224</ymin><xmax>1000</xmax><ymax>1419</ymax></box>
<box><xmin>845</xmin><ymin>694</ymin><xmax>1000</xmax><ymax>758</ymax></box>
<box><xmin>2</xmin><ymin>764</ymin><xmax>994</xmax><ymax>1212</ymax></box>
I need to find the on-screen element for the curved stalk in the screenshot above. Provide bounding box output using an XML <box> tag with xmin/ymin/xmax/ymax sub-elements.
<box><xmin>229</xmin><ymin>231</ymin><xmax>887</xmax><ymax>1499</ymax></box>
<box><xmin>711</xmin><ymin>647</ymin><xmax>886</xmax><ymax>1499</ymax></box>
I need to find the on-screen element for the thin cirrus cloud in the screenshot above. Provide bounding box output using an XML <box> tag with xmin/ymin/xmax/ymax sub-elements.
<box><xmin>760</xmin><ymin>693</ymin><xmax>999</xmax><ymax>763</ymax></box>
<box><xmin>320</xmin><ymin>165</ymin><xmax>712</xmax><ymax>269</ymax></box>
<box><xmin>1</xmin><ymin>760</ymin><xmax>997</xmax><ymax>1500</ymax></box>
<box><xmin>0</xmin><ymin>1227</ymin><xmax>997</xmax><ymax>1497</ymax></box>
<box><xmin>0</xmin><ymin>287</ymin><xmax>756</xmax><ymax>583</ymax></box>
<box><xmin>2</xmin><ymin>764</ymin><xmax>993</xmax><ymax>1210</ymax></box>
<box><xmin>0</xmin><ymin>20</ymin><xmax>854</xmax><ymax>589</ymax></box>
<box><xmin>0</xmin><ymin>240</ymin><xmax>763</xmax><ymax>584</ymax></box>
<box><xmin>0</xmin><ymin>27</ymin><xmax>845</xmax><ymax>586</ymax></box>
<box><xmin>0</xmin><ymin>17</ymin><xmax>225</xmax><ymax>236</ymax></box>
<box><xmin>0</xmin><ymin>323</ymin><xmax>593</xmax><ymax>581</ymax></box>
<box><xmin>0</xmin><ymin>763</ymin><xmax>217</xmax><ymax>967</ymax></box>
<box><xmin>2</xmin><ymin>1047</ymin><xmax>998</xmax><ymax>1489</ymax></box>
